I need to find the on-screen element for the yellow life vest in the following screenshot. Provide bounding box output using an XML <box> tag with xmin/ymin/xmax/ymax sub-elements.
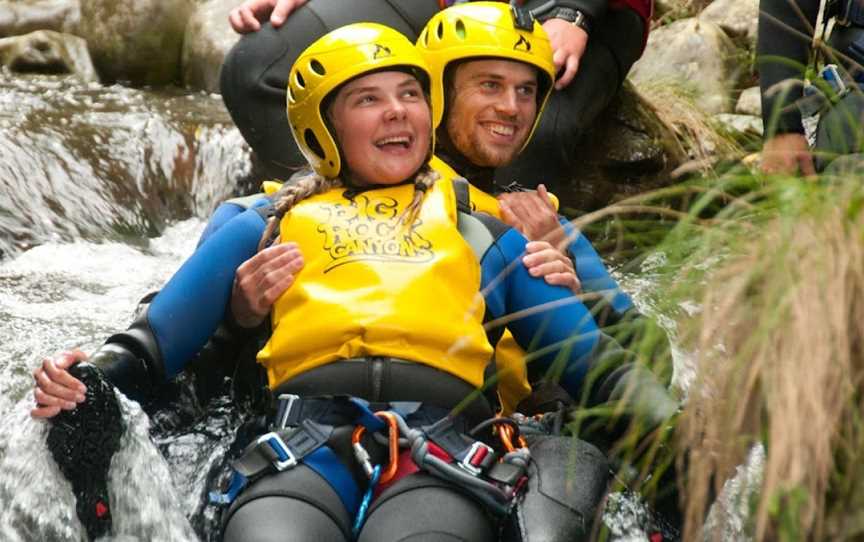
<box><xmin>259</xmin><ymin>161</ymin><xmax>561</xmax><ymax>413</ymax></box>
<box><xmin>257</xmin><ymin>179</ymin><xmax>494</xmax><ymax>391</ymax></box>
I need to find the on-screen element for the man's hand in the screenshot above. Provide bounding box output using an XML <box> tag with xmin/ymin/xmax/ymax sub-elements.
<box><xmin>31</xmin><ymin>350</ymin><xmax>88</xmax><ymax>418</ymax></box>
<box><xmin>231</xmin><ymin>242</ymin><xmax>304</xmax><ymax>328</ymax></box>
<box><xmin>229</xmin><ymin>0</ymin><xmax>308</xmax><ymax>33</ymax></box>
<box><xmin>498</xmin><ymin>184</ymin><xmax>568</xmax><ymax>249</ymax></box>
<box><xmin>523</xmin><ymin>241</ymin><xmax>581</xmax><ymax>293</ymax></box>
<box><xmin>542</xmin><ymin>18</ymin><xmax>588</xmax><ymax>90</ymax></box>
<box><xmin>761</xmin><ymin>133</ymin><xmax>817</xmax><ymax>177</ymax></box>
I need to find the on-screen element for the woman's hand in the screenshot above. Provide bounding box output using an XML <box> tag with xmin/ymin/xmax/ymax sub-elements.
<box><xmin>498</xmin><ymin>187</ymin><xmax>580</xmax><ymax>293</ymax></box>
<box><xmin>498</xmin><ymin>184</ymin><xmax>568</xmax><ymax>250</ymax></box>
<box><xmin>523</xmin><ymin>241</ymin><xmax>581</xmax><ymax>294</ymax></box>
<box><xmin>230</xmin><ymin>242</ymin><xmax>305</xmax><ymax>328</ymax></box>
<box><xmin>31</xmin><ymin>350</ymin><xmax>88</xmax><ymax>418</ymax></box>
<box><xmin>542</xmin><ymin>18</ymin><xmax>589</xmax><ymax>90</ymax></box>
<box><xmin>229</xmin><ymin>0</ymin><xmax>309</xmax><ymax>33</ymax></box>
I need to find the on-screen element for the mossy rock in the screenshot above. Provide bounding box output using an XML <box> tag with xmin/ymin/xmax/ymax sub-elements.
<box><xmin>78</xmin><ymin>0</ymin><xmax>193</xmax><ymax>85</ymax></box>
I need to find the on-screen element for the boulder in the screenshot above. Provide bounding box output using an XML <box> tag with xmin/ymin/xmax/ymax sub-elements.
<box><xmin>0</xmin><ymin>0</ymin><xmax>80</xmax><ymax>38</ymax></box>
<box><xmin>182</xmin><ymin>0</ymin><xmax>240</xmax><ymax>92</ymax></box>
<box><xmin>77</xmin><ymin>0</ymin><xmax>193</xmax><ymax>85</ymax></box>
<box><xmin>735</xmin><ymin>86</ymin><xmax>761</xmax><ymax>116</ymax></box>
<box><xmin>629</xmin><ymin>17</ymin><xmax>743</xmax><ymax>115</ymax></box>
<box><xmin>714</xmin><ymin>113</ymin><xmax>763</xmax><ymax>137</ymax></box>
<box><xmin>0</xmin><ymin>29</ymin><xmax>96</xmax><ymax>81</ymax></box>
<box><xmin>699</xmin><ymin>0</ymin><xmax>759</xmax><ymax>48</ymax></box>
<box><xmin>560</xmin><ymin>82</ymin><xmax>687</xmax><ymax>211</ymax></box>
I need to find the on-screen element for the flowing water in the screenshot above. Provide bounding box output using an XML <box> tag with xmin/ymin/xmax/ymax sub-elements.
<box><xmin>0</xmin><ymin>71</ymin><xmax>250</xmax><ymax>540</ymax></box>
<box><xmin>0</xmin><ymin>72</ymin><xmax>755</xmax><ymax>541</ymax></box>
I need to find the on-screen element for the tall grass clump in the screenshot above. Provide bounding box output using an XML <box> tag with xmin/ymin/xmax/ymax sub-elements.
<box><xmin>576</xmin><ymin>167</ymin><xmax>864</xmax><ymax>540</ymax></box>
<box><xmin>599</xmin><ymin>169</ymin><xmax>864</xmax><ymax>540</ymax></box>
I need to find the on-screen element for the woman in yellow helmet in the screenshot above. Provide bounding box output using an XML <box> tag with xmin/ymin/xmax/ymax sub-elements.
<box><xmin>33</xmin><ymin>21</ymin><xmax>676</xmax><ymax>541</ymax></box>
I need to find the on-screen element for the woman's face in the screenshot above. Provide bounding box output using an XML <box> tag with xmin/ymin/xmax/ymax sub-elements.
<box><xmin>328</xmin><ymin>70</ymin><xmax>431</xmax><ymax>186</ymax></box>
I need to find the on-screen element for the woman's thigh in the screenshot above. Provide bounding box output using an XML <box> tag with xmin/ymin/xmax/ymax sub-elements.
<box><xmin>358</xmin><ymin>474</ymin><xmax>496</xmax><ymax>542</ymax></box>
<box><xmin>222</xmin><ymin>464</ymin><xmax>352</xmax><ymax>542</ymax></box>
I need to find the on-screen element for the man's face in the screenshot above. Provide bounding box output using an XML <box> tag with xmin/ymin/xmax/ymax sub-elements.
<box><xmin>445</xmin><ymin>59</ymin><xmax>539</xmax><ymax>168</ymax></box>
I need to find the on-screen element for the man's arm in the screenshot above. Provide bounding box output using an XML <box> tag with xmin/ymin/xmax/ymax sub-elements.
<box><xmin>757</xmin><ymin>0</ymin><xmax>820</xmax><ymax>174</ymax></box>
<box><xmin>479</xmin><ymin>222</ymin><xmax>601</xmax><ymax>396</ymax></box>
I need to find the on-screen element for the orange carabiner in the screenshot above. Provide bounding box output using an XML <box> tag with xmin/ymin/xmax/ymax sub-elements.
<box><xmin>496</xmin><ymin>418</ymin><xmax>528</xmax><ymax>453</ymax></box>
<box><xmin>374</xmin><ymin>411</ymin><xmax>400</xmax><ymax>484</ymax></box>
<box><xmin>352</xmin><ymin>411</ymin><xmax>400</xmax><ymax>484</ymax></box>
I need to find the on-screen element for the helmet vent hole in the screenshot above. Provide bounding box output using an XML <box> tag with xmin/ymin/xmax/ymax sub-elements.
<box><xmin>286</xmin><ymin>85</ymin><xmax>295</xmax><ymax>103</ymax></box>
<box><xmin>436</xmin><ymin>21</ymin><xmax>444</xmax><ymax>39</ymax></box>
<box><xmin>309</xmin><ymin>59</ymin><xmax>326</xmax><ymax>76</ymax></box>
<box><xmin>304</xmin><ymin>128</ymin><xmax>325</xmax><ymax>160</ymax></box>
<box><xmin>295</xmin><ymin>71</ymin><xmax>306</xmax><ymax>89</ymax></box>
<box><xmin>420</xmin><ymin>29</ymin><xmax>428</xmax><ymax>46</ymax></box>
<box><xmin>455</xmin><ymin>19</ymin><xmax>466</xmax><ymax>39</ymax></box>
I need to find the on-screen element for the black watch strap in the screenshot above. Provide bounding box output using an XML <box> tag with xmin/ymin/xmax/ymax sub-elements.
<box><xmin>550</xmin><ymin>7</ymin><xmax>592</xmax><ymax>34</ymax></box>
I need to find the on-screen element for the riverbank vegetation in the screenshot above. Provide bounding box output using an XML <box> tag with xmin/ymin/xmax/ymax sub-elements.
<box><xmin>587</xmin><ymin>167</ymin><xmax>864</xmax><ymax>540</ymax></box>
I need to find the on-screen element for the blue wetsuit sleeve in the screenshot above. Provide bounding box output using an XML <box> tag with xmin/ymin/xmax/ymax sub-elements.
<box><xmin>481</xmin><ymin>227</ymin><xmax>600</xmax><ymax>397</ymax></box>
<box><xmin>196</xmin><ymin>197</ymin><xmax>272</xmax><ymax>248</ymax></box>
<box><xmin>561</xmin><ymin>218</ymin><xmax>634</xmax><ymax>314</ymax></box>
<box><xmin>149</xmin><ymin>208</ymin><xmax>267</xmax><ymax>378</ymax></box>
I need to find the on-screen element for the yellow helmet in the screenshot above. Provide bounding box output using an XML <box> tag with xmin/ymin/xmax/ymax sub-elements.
<box><xmin>287</xmin><ymin>23</ymin><xmax>432</xmax><ymax>179</ymax></box>
<box><xmin>416</xmin><ymin>2</ymin><xmax>556</xmax><ymax>149</ymax></box>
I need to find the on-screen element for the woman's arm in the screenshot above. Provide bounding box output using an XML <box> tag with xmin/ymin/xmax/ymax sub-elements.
<box><xmin>32</xmin><ymin>207</ymin><xmax>270</xmax><ymax>414</ymax></box>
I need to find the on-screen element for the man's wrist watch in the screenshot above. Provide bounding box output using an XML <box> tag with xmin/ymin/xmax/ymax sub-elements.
<box><xmin>549</xmin><ymin>7</ymin><xmax>591</xmax><ymax>35</ymax></box>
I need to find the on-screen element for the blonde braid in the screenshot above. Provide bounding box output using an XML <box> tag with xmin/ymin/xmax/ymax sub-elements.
<box><xmin>258</xmin><ymin>170</ymin><xmax>343</xmax><ymax>251</ymax></box>
<box><xmin>398</xmin><ymin>165</ymin><xmax>440</xmax><ymax>226</ymax></box>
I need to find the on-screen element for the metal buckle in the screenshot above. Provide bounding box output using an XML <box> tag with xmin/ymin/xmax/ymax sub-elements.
<box><xmin>258</xmin><ymin>432</ymin><xmax>297</xmax><ymax>471</ymax></box>
<box><xmin>459</xmin><ymin>441</ymin><xmax>495</xmax><ymax>476</ymax></box>
<box><xmin>275</xmin><ymin>393</ymin><xmax>300</xmax><ymax>429</ymax></box>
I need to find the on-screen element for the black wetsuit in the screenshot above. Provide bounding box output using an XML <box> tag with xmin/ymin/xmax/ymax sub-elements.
<box><xmin>219</xmin><ymin>0</ymin><xmax>645</xmax><ymax>190</ymax></box>
<box><xmin>759</xmin><ymin>0</ymin><xmax>864</xmax><ymax>168</ymax></box>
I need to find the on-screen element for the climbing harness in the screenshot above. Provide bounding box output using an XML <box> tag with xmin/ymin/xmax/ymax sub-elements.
<box><xmin>211</xmin><ymin>394</ymin><xmax>536</xmax><ymax>529</ymax></box>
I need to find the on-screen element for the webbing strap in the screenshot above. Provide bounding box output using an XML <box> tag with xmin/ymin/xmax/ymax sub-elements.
<box><xmin>304</xmin><ymin>446</ymin><xmax>361</xmax><ymax>514</ymax></box>
<box><xmin>232</xmin><ymin>419</ymin><xmax>333</xmax><ymax>478</ymax></box>
<box><xmin>452</xmin><ymin>177</ymin><xmax>471</xmax><ymax>214</ymax></box>
<box><xmin>452</xmin><ymin>178</ymin><xmax>495</xmax><ymax>262</ymax></box>
<box><xmin>275</xmin><ymin>395</ymin><xmax>386</xmax><ymax>432</ymax></box>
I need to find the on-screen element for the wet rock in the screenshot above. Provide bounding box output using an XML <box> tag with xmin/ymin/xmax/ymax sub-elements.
<box><xmin>699</xmin><ymin>0</ymin><xmax>759</xmax><ymax>49</ymax></box>
<box><xmin>182</xmin><ymin>0</ymin><xmax>240</xmax><ymax>92</ymax></box>
<box><xmin>78</xmin><ymin>0</ymin><xmax>193</xmax><ymax>85</ymax></box>
<box><xmin>0</xmin><ymin>0</ymin><xmax>80</xmax><ymax>38</ymax></box>
<box><xmin>561</xmin><ymin>83</ymin><xmax>686</xmax><ymax>211</ymax></box>
<box><xmin>735</xmin><ymin>86</ymin><xmax>761</xmax><ymax>116</ymax></box>
<box><xmin>0</xmin><ymin>75</ymin><xmax>249</xmax><ymax>260</ymax></box>
<box><xmin>0</xmin><ymin>30</ymin><xmax>96</xmax><ymax>81</ymax></box>
<box><xmin>714</xmin><ymin>113</ymin><xmax>763</xmax><ymax>137</ymax></box>
<box><xmin>629</xmin><ymin>18</ymin><xmax>743</xmax><ymax>115</ymax></box>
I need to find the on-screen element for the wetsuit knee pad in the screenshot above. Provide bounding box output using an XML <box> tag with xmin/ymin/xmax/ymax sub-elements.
<box><xmin>222</xmin><ymin>465</ymin><xmax>352</xmax><ymax>542</ymax></box>
<box><xmin>358</xmin><ymin>474</ymin><xmax>496</xmax><ymax>542</ymax></box>
<box><xmin>502</xmin><ymin>436</ymin><xmax>610</xmax><ymax>542</ymax></box>
<box><xmin>219</xmin><ymin>0</ymin><xmax>438</xmax><ymax>179</ymax></box>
